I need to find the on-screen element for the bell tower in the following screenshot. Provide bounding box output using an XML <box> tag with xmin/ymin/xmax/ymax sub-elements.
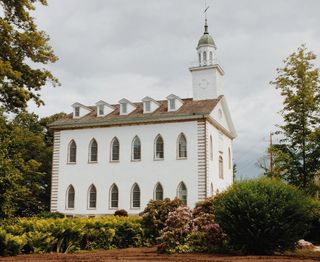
<box><xmin>189</xmin><ymin>18</ymin><xmax>224</xmax><ymax>100</ymax></box>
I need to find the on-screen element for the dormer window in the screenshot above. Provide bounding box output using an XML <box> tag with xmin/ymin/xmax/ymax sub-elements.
<box><xmin>166</xmin><ymin>94</ymin><xmax>183</xmax><ymax>112</ymax></box>
<box><xmin>95</xmin><ymin>100</ymin><xmax>115</xmax><ymax>117</ymax></box>
<box><xmin>98</xmin><ymin>105</ymin><xmax>104</xmax><ymax>115</ymax></box>
<box><xmin>121</xmin><ymin>103</ymin><xmax>127</xmax><ymax>114</ymax></box>
<box><xmin>72</xmin><ymin>102</ymin><xmax>91</xmax><ymax>118</ymax></box>
<box><xmin>145</xmin><ymin>101</ymin><xmax>151</xmax><ymax>112</ymax></box>
<box><xmin>169</xmin><ymin>99</ymin><xmax>175</xmax><ymax>110</ymax></box>
<box><xmin>142</xmin><ymin>96</ymin><xmax>160</xmax><ymax>114</ymax></box>
<box><xmin>119</xmin><ymin>98</ymin><xmax>136</xmax><ymax>115</ymax></box>
<box><xmin>74</xmin><ymin>107</ymin><xmax>80</xmax><ymax>117</ymax></box>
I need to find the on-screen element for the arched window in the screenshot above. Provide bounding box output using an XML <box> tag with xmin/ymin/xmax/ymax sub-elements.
<box><xmin>209</xmin><ymin>51</ymin><xmax>213</xmax><ymax>63</ymax></box>
<box><xmin>203</xmin><ymin>51</ymin><xmax>207</xmax><ymax>64</ymax></box>
<box><xmin>68</xmin><ymin>140</ymin><xmax>77</xmax><ymax>163</ymax></box>
<box><xmin>89</xmin><ymin>139</ymin><xmax>98</xmax><ymax>162</ymax></box>
<box><xmin>110</xmin><ymin>184</ymin><xmax>119</xmax><ymax>208</ymax></box>
<box><xmin>177</xmin><ymin>133</ymin><xmax>187</xmax><ymax>158</ymax></box>
<box><xmin>219</xmin><ymin>156</ymin><xmax>224</xmax><ymax>179</ymax></box>
<box><xmin>155</xmin><ymin>135</ymin><xmax>164</xmax><ymax>159</ymax></box>
<box><xmin>88</xmin><ymin>184</ymin><xmax>97</xmax><ymax>209</ymax></box>
<box><xmin>111</xmin><ymin>137</ymin><xmax>120</xmax><ymax>161</ymax></box>
<box><xmin>131</xmin><ymin>183</ymin><xmax>141</xmax><ymax>208</ymax></box>
<box><xmin>177</xmin><ymin>182</ymin><xmax>187</xmax><ymax>205</ymax></box>
<box><xmin>228</xmin><ymin>147</ymin><xmax>231</xmax><ymax>169</ymax></box>
<box><xmin>132</xmin><ymin>136</ymin><xmax>141</xmax><ymax>160</ymax></box>
<box><xmin>210</xmin><ymin>135</ymin><xmax>213</xmax><ymax>161</ymax></box>
<box><xmin>210</xmin><ymin>183</ymin><xmax>214</xmax><ymax>196</ymax></box>
<box><xmin>154</xmin><ymin>183</ymin><xmax>163</xmax><ymax>200</ymax></box>
<box><xmin>198</xmin><ymin>53</ymin><xmax>202</xmax><ymax>65</ymax></box>
<box><xmin>66</xmin><ymin>185</ymin><xmax>75</xmax><ymax>209</ymax></box>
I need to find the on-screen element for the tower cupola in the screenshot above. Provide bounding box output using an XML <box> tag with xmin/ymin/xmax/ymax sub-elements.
<box><xmin>197</xmin><ymin>19</ymin><xmax>216</xmax><ymax>49</ymax></box>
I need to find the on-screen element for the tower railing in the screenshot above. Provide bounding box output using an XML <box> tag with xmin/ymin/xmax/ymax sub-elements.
<box><xmin>189</xmin><ymin>58</ymin><xmax>221</xmax><ymax>68</ymax></box>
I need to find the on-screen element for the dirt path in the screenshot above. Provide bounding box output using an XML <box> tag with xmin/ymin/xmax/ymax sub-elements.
<box><xmin>1</xmin><ymin>247</ymin><xmax>319</xmax><ymax>262</ymax></box>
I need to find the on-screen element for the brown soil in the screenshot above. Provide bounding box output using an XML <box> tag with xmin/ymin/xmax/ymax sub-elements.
<box><xmin>0</xmin><ymin>247</ymin><xmax>319</xmax><ymax>262</ymax></box>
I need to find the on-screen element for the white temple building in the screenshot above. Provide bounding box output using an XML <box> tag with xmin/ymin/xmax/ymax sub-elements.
<box><xmin>49</xmin><ymin>19</ymin><xmax>237</xmax><ymax>215</ymax></box>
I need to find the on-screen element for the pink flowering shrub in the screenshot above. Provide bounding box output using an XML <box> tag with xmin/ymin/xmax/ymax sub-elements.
<box><xmin>158</xmin><ymin>200</ymin><xmax>226</xmax><ymax>254</ymax></box>
<box><xmin>157</xmin><ymin>206</ymin><xmax>194</xmax><ymax>253</ymax></box>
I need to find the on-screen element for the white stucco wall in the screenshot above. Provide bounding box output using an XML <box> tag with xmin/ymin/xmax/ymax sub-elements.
<box><xmin>191</xmin><ymin>66</ymin><xmax>224</xmax><ymax>100</ymax></box>
<box><xmin>206</xmin><ymin>121</ymin><xmax>233</xmax><ymax>195</ymax></box>
<box><xmin>56</xmin><ymin>121</ymin><xmax>200</xmax><ymax>215</ymax></box>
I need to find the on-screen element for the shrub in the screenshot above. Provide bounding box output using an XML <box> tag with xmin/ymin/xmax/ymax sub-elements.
<box><xmin>82</xmin><ymin>221</ymin><xmax>115</xmax><ymax>250</ymax></box>
<box><xmin>0</xmin><ymin>228</ymin><xmax>26</xmax><ymax>256</ymax></box>
<box><xmin>114</xmin><ymin>209</ymin><xmax>128</xmax><ymax>217</ymax></box>
<box><xmin>142</xmin><ymin>198</ymin><xmax>183</xmax><ymax>242</ymax></box>
<box><xmin>37</xmin><ymin>211</ymin><xmax>65</xmax><ymax>219</ymax></box>
<box><xmin>0</xmin><ymin>216</ymin><xmax>144</xmax><ymax>256</ymax></box>
<box><xmin>304</xmin><ymin>199</ymin><xmax>320</xmax><ymax>244</ymax></box>
<box><xmin>158</xmin><ymin>206</ymin><xmax>194</xmax><ymax>253</ymax></box>
<box><xmin>112</xmin><ymin>220</ymin><xmax>144</xmax><ymax>248</ymax></box>
<box><xmin>213</xmin><ymin>178</ymin><xmax>313</xmax><ymax>254</ymax></box>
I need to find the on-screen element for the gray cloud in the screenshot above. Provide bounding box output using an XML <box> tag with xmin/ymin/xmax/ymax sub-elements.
<box><xmin>29</xmin><ymin>0</ymin><xmax>320</xmax><ymax>178</ymax></box>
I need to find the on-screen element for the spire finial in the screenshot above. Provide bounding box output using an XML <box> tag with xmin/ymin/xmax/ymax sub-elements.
<box><xmin>204</xmin><ymin>0</ymin><xmax>210</xmax><ymax>34</ymax></box>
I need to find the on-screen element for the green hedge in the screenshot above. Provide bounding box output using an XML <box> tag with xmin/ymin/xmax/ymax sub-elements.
<box><xmin>0</xmin><ymin>216</ymin><xmax>145</xmax><ymax>256</ymax></box>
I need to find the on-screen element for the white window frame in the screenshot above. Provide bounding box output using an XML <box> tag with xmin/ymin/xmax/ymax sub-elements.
<box><xmin>88</xmin><ymin>138</ymin><xmax>98</xmax><ymax>163</ymax></box>
<box><xmin>131</xmin><ymin>183</ymin><xmax>141</xmax><ymax>209</ymax></box>
<box><xmin>154</xmin><ymin>134</ymin><xmax>164</xmax><ymax>160</ymax></box>
<box><xmin>153</xmin><ymin>182</ymin><xmax>164</xmax><ymax>201</ymax></box>
<box><xmin>177</xmin><ymin>182</ymin><xmax>187</xmax><ymax>205</ymax></box>
<box><xmin>87</xmin><ymin>184</ymin><xmax>97</xmax><ymax>209</ymax></box>
<box><xmin>131</xmin><ymin>136</ymin><xmax>141</xmax><ymax>161</ymax></box>
<box><xmin>177</xmin><ymin>133</ymin><xmax>187</xmax><ymax>159</ymax></box>
<box><xmin>66</xmin><ymin>185</ymin><xmax>75</xmax><ymax>210</ymax></box>
<box><xmin>109</xmin><ymin>184</ymin><xmax>119</xmax><ymax>209</ymax></box>
<box><xmin>110</xmin><ymin>137</ymin><xmax>120</xmax><ymax>162</ymax></box>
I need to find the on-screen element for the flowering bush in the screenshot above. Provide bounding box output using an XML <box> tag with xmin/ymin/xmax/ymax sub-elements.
<box><xmin>158</xmin><ymin>206</ymin><xmax>194</xmax><ymax>253</ymax></box>
<box><xmin>158</xmin><ymin>203</ymin><xmax>225</xmax><ymax>254</ymax></box>
<box><xmin>142</xmin><ymin>198</ymin><xmax>183</xmax><ymax>242</ymax></box>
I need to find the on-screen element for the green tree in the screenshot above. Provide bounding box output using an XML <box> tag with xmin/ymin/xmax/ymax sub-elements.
<box><xmin>0</xmin><ymin>111</ymin><xmax>65</xmax><ymax>218</ymax></box>
<box><xmin>0</xmin><ymin>0</ymin><xmax>58</xmax><ymax>113</ymax></box>
<box><xmin>270</xmin><ymin>45</ymin><xmax>320</xmax><ymax>193</ymax></box>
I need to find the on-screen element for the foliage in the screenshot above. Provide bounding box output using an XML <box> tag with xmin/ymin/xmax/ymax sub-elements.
<box><xmin>0</xmin><ymin>111</ymin><xmax>65</xmax><ymax>218</ymax></box>
<box><xmin>213</xmin><ymin>178</ymin><xmax>313</xmax><ymax>254</ymax></box>
<box><xmin>269</xmin><ymin>45</ymin><xmax>320</xmax><ymax>193</ymax></box>
<box><xmin>37</xmin><ymin>211</ymin><xmax>65</xmax><ymax>219</ymax></box>
<box><xmin>158</xmin><ymin>206</ymin><xmax>194</xmax><ymax>254</ymax></box>
<box><xmin>192</xmin><ymin>197</ymin><xmax>226</xmax><ymax>252</ymax></box>
<box><xmin>157</xmin><ymin>202</ymin><xmax>225</xmax><ymax>254</ymax></box>
<box><xmin>114</xmin><ymin>209</ymin><xmax>128</xmax><ymax>217</ymax></box>
<box><xmin>304</xmin><ymin>199</ymin><xmax>320</xmax><ymax>243</ymax></box>
<box><xmin>0</xmin><ymin>0</ymin><xmax>59</xmax><ymax>113</ymax></box>
<box><xmin>0</xmin><ymin>216</ymin><xmax>144</xmax><ymax>256</ymax></box>
<box><xmin>142</xmin><ymin>198</ymin><xmax>183</xmax><ymax>242</ymax></box>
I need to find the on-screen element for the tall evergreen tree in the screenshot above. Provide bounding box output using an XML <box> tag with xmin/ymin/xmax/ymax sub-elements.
<box><xmin>270</xmin><ymin>45</ymin><xmax>320</xmax><ymax>193</ymax></box>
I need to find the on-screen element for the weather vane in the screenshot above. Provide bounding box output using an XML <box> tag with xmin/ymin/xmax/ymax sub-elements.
<box><xmin>204</xmin><ymin>0</ymin><xmax>210</xmax><ymax>20</ymax></box>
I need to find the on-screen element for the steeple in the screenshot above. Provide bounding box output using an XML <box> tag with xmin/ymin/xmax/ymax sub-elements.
<box><xmin>189</xmin><ymin>17</ymin><xmax>224</xmax><ymax>101</ymax></box>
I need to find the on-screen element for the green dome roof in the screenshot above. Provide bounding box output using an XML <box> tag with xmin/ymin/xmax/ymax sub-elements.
<box><xmin>197</xmin><ymin>19</ymin><xmax>216</xmax><ymax>49</ymax></box>
<box><xmin>198</xmin><ymin>33</ymin><xmax>215</xmax><ymax>47</ymax></box>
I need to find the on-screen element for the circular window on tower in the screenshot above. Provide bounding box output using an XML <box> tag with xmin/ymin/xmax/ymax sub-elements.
<box><xmin>218</xmin><ymin>109</ymin><xmax>222</xmax><ymax>119</ymax></box>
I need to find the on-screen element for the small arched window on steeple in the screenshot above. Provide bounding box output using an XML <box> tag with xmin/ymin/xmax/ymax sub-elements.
<box><xmin>198</xmin><ymin>53</ymin><xmax>201</xmax><ymax>65</ymax></box>
<box><xmin>203</xmin><ymin>51</ymin><xmax>207</xmax><ymax>65</ymax></box>
<box><xmin>209</xmin><ymin>51</ymin><xmax>213</xmax><ymax>64</ymax></box>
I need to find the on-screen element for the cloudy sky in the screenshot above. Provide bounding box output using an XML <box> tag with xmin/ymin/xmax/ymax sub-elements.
<box><xmin>29</xmin><ymin>0</ymin><xmax>320</xmax><ymax>179</ymax></box>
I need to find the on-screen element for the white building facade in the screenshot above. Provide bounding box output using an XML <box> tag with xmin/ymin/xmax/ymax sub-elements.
<box><xmin>49</xmin><ymin>20</ymin><xmax>237</xmax><ymax>215</ymax></box>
